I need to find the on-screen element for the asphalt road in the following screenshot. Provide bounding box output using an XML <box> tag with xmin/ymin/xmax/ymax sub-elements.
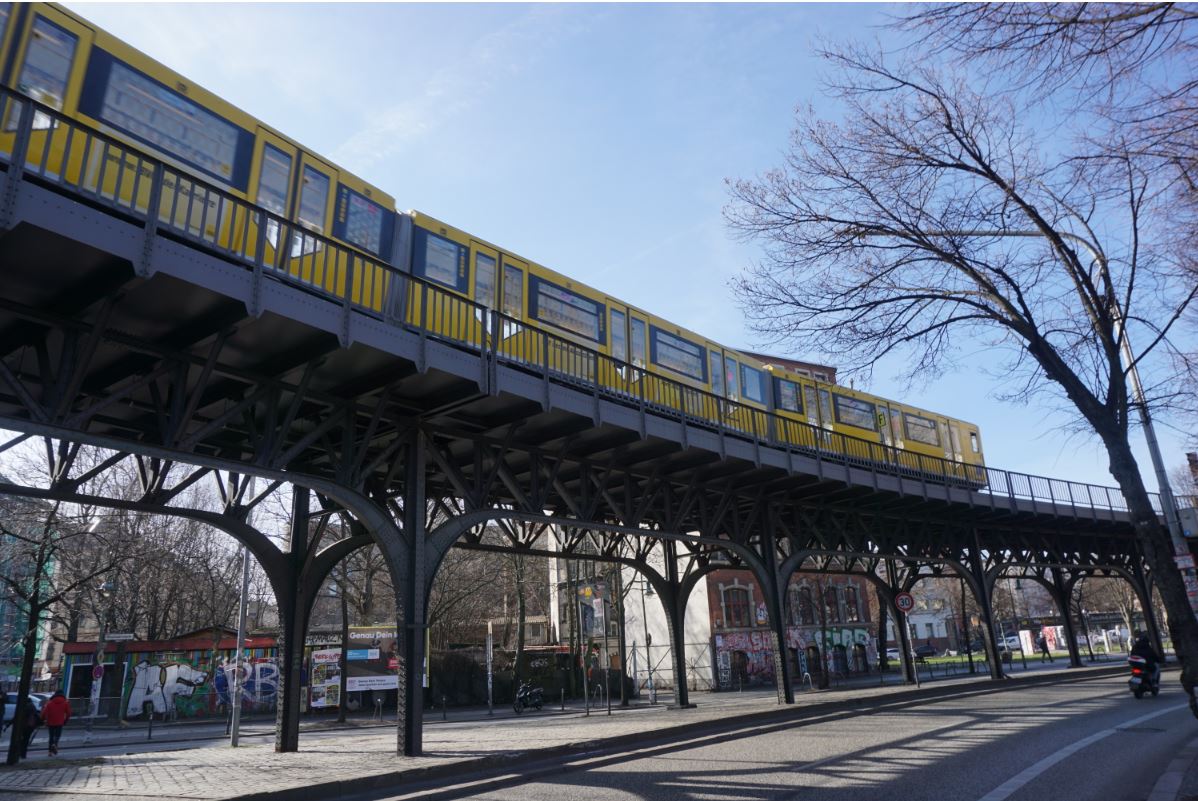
<box><xmin>351</xmin><ymin>674</ymin><xmax>1195</xmax><ymax>801</ymax></box>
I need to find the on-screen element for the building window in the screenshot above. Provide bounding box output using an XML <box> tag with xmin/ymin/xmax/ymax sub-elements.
<box><xmin>925</xmin><ymin>623</ymin><xmax>936</xmax><ymax>639</ymax></box>
<box><xmin>844</xmin><ymin>586</ymin><xmax>861</xmax><ymax>622</ymax></box>
<box><xmin>725</xmin><ymin>587</ymin><xmax>751</xmax><ymax>628</ymax></box>
<box><xmin>799</xmin><ymin>586</ymin><xmax>815</xmax><ymax>625</ymax></box>
<box><xmin>824</xmin><ymin>587</ymin><xmax>841</xmax><ymax>624</ymax></box>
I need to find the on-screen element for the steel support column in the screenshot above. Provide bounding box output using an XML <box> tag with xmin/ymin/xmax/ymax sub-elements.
<box><xmin>763</xmin><ymin>514</ymin><xmax>794</xmax><ymax>705</ymax></box>
<box><xmin>969</xmin><ymin>533</ymin><xmax>1004</xmax><ymax>680</ymax></box>
<box><xmin>887</xmin><ymin>561</ymin><xmax>916</xmax><ymax>684</ymax></box>
<box><xmin>1051</xmin><ymin>569</ymin><xmax>1083</xmax><ymax>668</ymax></box>
<box><xmin>398</xmin><ymin>433</ymin><xmax>428</xmax><ymax>756</ymax></box>
<box><xmin>275</xmin><ymin>487</ymin><xmax>313</xmax><ymax>752</ymax></box>
<box><xmin>662</xmin><ymin>539</ymin><xmax>694</xmax><ymax>709</ymax></box>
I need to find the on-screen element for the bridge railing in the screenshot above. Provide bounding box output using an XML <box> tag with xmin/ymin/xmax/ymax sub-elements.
<box><xmin>0</xmin><ymin>89</ymin><xmax>1166</xmax><ymax>520</ymax></box>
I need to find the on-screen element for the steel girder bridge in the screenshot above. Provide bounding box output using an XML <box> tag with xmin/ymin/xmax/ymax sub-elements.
<box><xmin>0</xmin><ymin>91</ymin><xmax>1171</xmax><ymax>756</ymax></box>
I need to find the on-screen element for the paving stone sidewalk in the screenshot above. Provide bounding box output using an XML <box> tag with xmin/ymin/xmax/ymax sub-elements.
<box><xmin>0</xmin><ymin>664</ymin><xmax>1123</xmax><ymax>801</ymax></box>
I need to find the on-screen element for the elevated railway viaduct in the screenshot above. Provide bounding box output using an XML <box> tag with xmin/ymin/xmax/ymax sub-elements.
<box><xmin>0</xmin><ymin>91</ymin><xmax>1171</xmax><ymax>756</ymax></box>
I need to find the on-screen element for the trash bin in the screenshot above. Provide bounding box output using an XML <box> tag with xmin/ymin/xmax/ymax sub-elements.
<box><xmin>1001</xmin><ymin>650</ymin><xmax>1012</xmax><ymax>665</ymax></box>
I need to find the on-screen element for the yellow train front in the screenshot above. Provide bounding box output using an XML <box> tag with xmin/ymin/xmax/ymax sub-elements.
<box><xmin>0</xmin><ymin>2</ymin><xmax>396</xmax><ymax>311</ymax></box>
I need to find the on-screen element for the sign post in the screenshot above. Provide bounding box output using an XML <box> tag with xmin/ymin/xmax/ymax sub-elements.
<box><xmin>894</xmin><ymin>592</ymin><xmax>919</xmax><ymax>688</ymax></box>
<box><xmin>486</xmin><ymin>621</ymin><xmax>493</xmax><ymax>716</ymax></box>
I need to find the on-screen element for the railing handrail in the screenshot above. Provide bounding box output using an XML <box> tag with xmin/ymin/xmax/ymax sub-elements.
<box><xmin>0</xmin><ymin>86</ymin><xmax>1164</xmax><ymax>520</ymax></box>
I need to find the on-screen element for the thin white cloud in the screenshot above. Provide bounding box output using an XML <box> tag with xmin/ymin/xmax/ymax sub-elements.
<box><xmin>330</xmin><ymin>6</ymin><xmax>590</xmax><ymax>172</ymax></box>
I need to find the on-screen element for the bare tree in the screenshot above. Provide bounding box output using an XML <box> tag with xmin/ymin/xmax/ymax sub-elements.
<box><xmin>725</xmin><ymin>45</ymin><xmax>1198</xmax><ymax>695</ymax></box>
<box><xmin>903</xmin><ymin>3</ymin><xmax>1198</xmax><ymax>192</ymax></box>
<box><xmin>0</xmin><ymin>499</ymin><xmax>123</xmax><ymax>764</ymax></box>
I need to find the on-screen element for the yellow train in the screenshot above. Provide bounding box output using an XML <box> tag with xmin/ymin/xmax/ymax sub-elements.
<box><xmin>0</xmin><ymin>3</ymin><xmax>986</xmax><ymax>483</ymax></box>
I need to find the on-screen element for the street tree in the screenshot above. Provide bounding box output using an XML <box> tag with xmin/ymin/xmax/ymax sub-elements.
<box><xmin>0</xmin><ymin>497</ymin><xmax>124</xmax><ymax>764</ymax></box>
<box><xmin>725</xmin><ymin>43</ymin><xmax>1198</xmax><ymax>695</ymax></box>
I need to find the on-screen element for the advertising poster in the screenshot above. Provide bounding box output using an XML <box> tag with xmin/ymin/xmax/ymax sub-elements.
<box><xmin>345</xmin><ymin>631</ymin><xmax>399</xmax><ymax>692</ymax></box>
<box><xmin>309</xmin><ymin>648</ymin><xmax>341</xmax><ymax>709</ymax></box>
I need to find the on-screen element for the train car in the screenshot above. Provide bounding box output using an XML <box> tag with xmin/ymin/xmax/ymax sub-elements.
<box><xmin>0</xmin><ymin>3</ymin><xmax>396</xmax><ymax>308</ymax></box>
<box><xmin>764</xmin><ymin>363</ymin><xmax>986</xmax><ymax>480</ymax></box>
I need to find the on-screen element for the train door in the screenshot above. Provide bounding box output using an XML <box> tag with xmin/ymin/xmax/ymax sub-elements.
<box><xmin>817</xmin><ymin>386</ymin><xmax>834</xmax><ymax>441</ymax></box>
<box><xmin>497</xmin><ymin>255</ymin><xmax>531</xmax><ymax>362</ymax></box>
<box><xmin>287</xmin><ymin>152</ymin><xmax>339</xmax><ymax>292</ymax></box>
<box><xmin>1</xmin><ymin>7</ymin><xmax>92</xmax><ymax>187</ymax></box>
<box><xmin>801</xmin><ymin>382</ymin><xmax>821</xmax><ymax>448</ymax></box>
<box><xmin>242</xmin><ymin>129</ymin><xmax>296</xmax><ymax>271</ymax></box>
<box><xmin>472</xmin><ymin>242</ymin><xmax>499</xmax><ymax>338</ymax></box>
<box><xmin>877</xmin><ymin>403</ymin><xmax>892</xmax><ymax>448</ymax></box>
<box><xmin>628</xmin><ymin>310</ymin><xmax>649</xmax><ymax>398</ymax></box>
<box><xmin>948</xmin><ymin>422</ymin><xmax>965</xmax><ymax>463</ymax></box>
<box><xmin>605</xmin><ymin>302</ymin><xmax>630</xmax><ymax>392</ymax></box>
<box><xmin>937</xmin><ymin>419</ymin><xmax>952</xmax><ymax>461</ymax></box>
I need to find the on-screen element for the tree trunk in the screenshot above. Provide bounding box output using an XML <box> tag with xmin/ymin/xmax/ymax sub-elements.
<box><xmin>7</xmin><ymin>602</ymin><xmax>41</xmax><ymax>765</ymax></box>
<box><xmin>1104</xmin><ymin>435</ymin><xmax>1198</xmax><ymax>692</ymax></box>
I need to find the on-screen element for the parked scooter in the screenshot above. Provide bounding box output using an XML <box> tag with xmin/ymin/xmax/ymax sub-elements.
<box><xmin>513</xmin><ymin>681</ymin><xmax>544</xmax><ymax>714</ymax></box>
<box><xmin>1128</xmin><ymin>655</ymin><xmax>1160</xmax><ymax>699</ymax></box>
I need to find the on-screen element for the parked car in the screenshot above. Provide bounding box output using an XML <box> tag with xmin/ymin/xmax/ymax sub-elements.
<box><xmin>914</xmin><ymin>643</ymin><xmax>938</xmax><ymax>658</ymax></box>
<box><xmin>2</xmin><ymin>692</ymin><xmax>46</xmax><ymax>727</ymax></box>
<box><xmin>1003</xmin><ymin>634</ymin><xmax>1022</xmax><ymax>650</ymax></box>
<box><xmin>884</xmin><ymin>647</ymin><xmax>901</xmax><ymax>660</ymax></box>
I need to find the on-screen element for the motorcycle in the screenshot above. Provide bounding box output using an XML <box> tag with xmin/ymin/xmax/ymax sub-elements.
<box><xmin>513</xmin><ymin>681</ymin><xmax>544</xmax><ymax>714</ymax></box>
<box><xmin>1128</xmin><ymin>655</ymin><xmax>1160</xmax><ymax>699</ymax></box>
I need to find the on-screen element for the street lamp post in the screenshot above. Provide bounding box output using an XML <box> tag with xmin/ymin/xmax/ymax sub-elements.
<box><xmin>640</xmin><ymin>577</ymin><xmax>656</xmax><ymax>704</ymax></box>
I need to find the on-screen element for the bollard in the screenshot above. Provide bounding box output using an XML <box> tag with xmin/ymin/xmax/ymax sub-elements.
<box><xmin>441</xmin><ymin>694</ymin><xmax>447</xmax><ymax>721</ymax></box>
<box><xmin>373</xmin><ymin>698</ymin><xmax>383</xmax><ymax>721</ymax></box>
<box><xmin>560</xmin><ymin>688</ymin><xmax>564</xmax><ymax>711</ymax></box>
<box><xmin>147</xmin><ymin>712</ymin><xmax>154</xmax><ymax>741</ymax></box>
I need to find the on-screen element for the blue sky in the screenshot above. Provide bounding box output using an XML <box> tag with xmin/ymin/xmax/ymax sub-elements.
<box><xmin>67</xmin><ymin>2</ymin><xmax>1193</xmax><ymax>493</ymax></box>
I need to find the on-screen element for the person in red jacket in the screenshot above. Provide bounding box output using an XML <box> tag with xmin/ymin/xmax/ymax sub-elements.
<box><xmin>41</xmin><ymin>691</ymin><xmax>71</xmax><ymax>756</ymax></box>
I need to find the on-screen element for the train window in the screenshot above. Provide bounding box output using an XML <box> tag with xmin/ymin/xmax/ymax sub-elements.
<box><xmin>970</xmin><ymin>432</ymin><xmax>980</xmax><ymax>453</ymax></box>
<box><xmin>0</xmin><ymin>6</ymin><xmax>10</xmax><ymax>59</ymax></box>
<box><xmin>413</xmin><ymin>228</ymin><xmax>467</xmax><ymax>292</ymax></box>
<box><xmin>724</xmin><ymin>357</ymin><xmax>738</xmax><ymax>401</ymax></box>
<box><xmin>15</xmin><ymin>16</ymin><xmax>77</xmax><ymax>130</ymax></box>
<box><xmin>818</xmin><ymin>389</ymin><xmax>832</xmax><ymax>424</ymax></box>
<box><xmin>529</xmin><ymin>277</ymin><xmax>605</xmax><ymax>342</ymax></box>
<box><xmin>803</xmin><ymin>386</ymin><xmax>818</xmax><ymax>421</ymax></box>
<box><xmin>630</xmin><ymin>318</ymin><xmax>646</xmax><ymax>369</ymax></box>
<box><xmin>474</xmin><ymin>252</ymin><xmax>496</xmax><ymax>308</ymax></box>
<box><xmin>297</xmin><ymin>166</ymin><xmax>329</xmax><ymax>233</ymax></box>
<box><xmin>256</xmin><ymin>144</ymin><xmax>290</xmax><ymax>248</ymax></box>
<box><xmin>502</xmin><ymin>264</ymin><xmax>523</xmax><ymax>317</ymax></box>
<box><xmin>709</xmin><ymin>352</ymin><xmax>723</xmax><ymax>397</ymax></box>
<box><xmin>334</xmin><ymin>186</ymin><xmax>385</xmax><ymax>255</ymax></box>
<box><xmin>82</xmin><ymin>53</ymin><xmax>251</xmax><ymax>187</ymax></box>
<box><xmin>740</xmin><ymin>364</ymin><xmax>765</xmax><ymax>404</ymax></box>
<box><xmin>257</xmin><ymin>145</ymin><xmax>290</xmax><ymax>216</ymax></box>
<box><xmin>833</xmin><ymin>393</ymin><xmax>876</xmax><ymax>430</ymax></box>
<box><xmin>650</xmin><ymin>327</ymin><xmax>706</xmax><ymax>381</ymax></box>
<box><xmin>775</xmin><ymin>378</ymin><xmax>801</xmax><ymax>413</ymax></box>
<box><xmin>610</xmin><ymin>310</ymin><xmax>627</xmax><ymax>362</ymax></box>
<box><xmin>889</xmin><ymin>408</ymin><xmax>903</xmax><ymax>443</ymax></box>
<box><xmin>903</xmin><ymin>413</ymin><xmax>940</xmax><ymax>446</ymax></box>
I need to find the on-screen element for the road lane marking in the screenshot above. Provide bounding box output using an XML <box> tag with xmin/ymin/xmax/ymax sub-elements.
<box><xmin>975</xmin><ymin>702</ymin><xmax>1188</xmax><ymax>801</ymax></box>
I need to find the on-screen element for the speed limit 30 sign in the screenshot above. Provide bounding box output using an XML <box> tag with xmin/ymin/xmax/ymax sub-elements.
<box><xmin>895</xmin><ymin>592</ymin><xmax>915</xmax><ymax>614</ymax></box>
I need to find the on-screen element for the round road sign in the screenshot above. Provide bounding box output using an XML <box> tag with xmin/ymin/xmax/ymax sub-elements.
<box><xmin>92</xmin><ymin>663</ymin><xmax>104</xmax><ymax>680</ymax></box>
<box><xmin>895</xmin><ymin>592</ymin><xmax>915</xmax><ymax>614</ymax></box>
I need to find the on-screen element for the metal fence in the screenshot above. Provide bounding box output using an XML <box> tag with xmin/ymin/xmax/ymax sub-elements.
<box><xmin>0</xmin><ymin>87</ymin><xmax>1171</xmax><ymax>521</ymax></box>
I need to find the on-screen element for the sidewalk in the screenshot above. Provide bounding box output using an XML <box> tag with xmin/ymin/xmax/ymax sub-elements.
<box><xmin>0</xmin><ymin>663</ymin><xmax>1123</xmax><ymax>801</ymax></box>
